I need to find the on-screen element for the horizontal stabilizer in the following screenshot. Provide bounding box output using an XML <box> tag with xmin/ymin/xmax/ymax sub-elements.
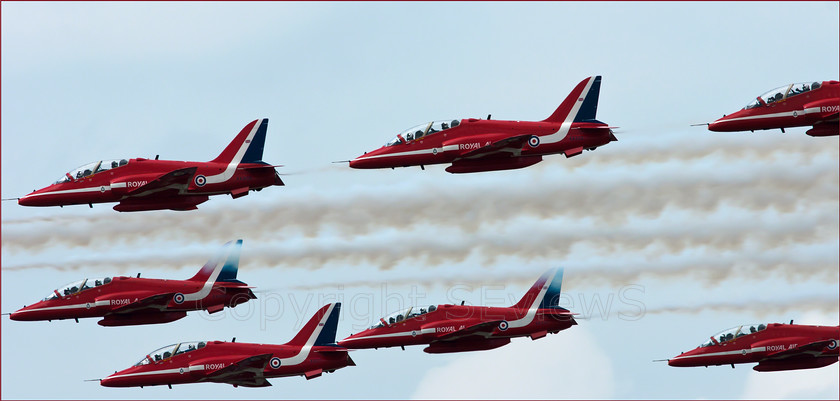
<box><xmin>313</xmin><ymin>347</ymin><xmax>351</xmax><ymax>354</ymax></box>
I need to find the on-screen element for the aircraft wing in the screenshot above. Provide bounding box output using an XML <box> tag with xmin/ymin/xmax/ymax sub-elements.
<box><xmin>203</xmin><ymin>353</ymin><xmax>273</xmax><ymax>387</ymax></box>
<box><xmin>436</xmin><ymin>320</ymin><xmax>505</xmax><ymax>342</ymax></box>
<box><xmin>456</xmin><ymin>134</ymin><xmax>532</xmax><ymax>160</ymax></box>
<box><xmin>763</xmin><ymin>339</ymin><xmax>837</xmax><ymax>360</ymax></box>
<box><xmin>126</xmin><ymin>167</ymin><xmax>197</xmax><ymax>198</ymax></box>
<box><xmin>109</xmin><ymin>293</ymin><xmax>175</xmax><ymax>315</ymax></box>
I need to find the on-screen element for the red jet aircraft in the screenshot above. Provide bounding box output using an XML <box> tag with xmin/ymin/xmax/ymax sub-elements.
<box><xmin>99</xmin><ymin>303</ymin><xmax>354</xmax><ymax>388</ymax></box>
<box><xmin>348</xmin><ymin>76</ymin><xmax>616</xmax><ymax>173</ymax></box>
<box><xmin>703</xmin><ymin>80</ymin><xmax>838</xmax><ymax>136</ymax></box>
<box><xmin>338</xmin><ymin>268</ymin><xmax>576</xmax><ymax>353</ymax></box>
<box><xmin>665</xmin><ymin>322</ymin><xmax>839</xmax><ymax>371</ymax></box>
<box><xmin>9</xmin><ymin>240</ymin><xmax>255</xmax><ymax>326</ymax></box>
<box><xmin>17</xmin><ymin>118</ymin><xmax>283</xmax><ymax>212</ymax></box>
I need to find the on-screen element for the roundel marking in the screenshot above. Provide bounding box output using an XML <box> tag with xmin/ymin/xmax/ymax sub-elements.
<box><xmin>828</xmin><ymin>339</ymin><xmax>837</xmax><ymax>350</ymax></box>
<box><xmin>179</xmin><ymin>367</ymin><xmax>185</xmax><ymax>374</ymax></box>
<box><xmin>741</xmin><ymin>349</ymin><xmax>747</xmax><ymax>355</ymax></box>
<box><xmin>793</xmin><ymin>111</ymin><xmax>798</xmax><ymax>117</ymax></box>
<box><xmin>86</xmin><ymin>302</ymin><xmax>91</xmax><ymax>309</ymax></box>
<box><xmin>100</xmin><ymin>186</ymin><xmax>106</xmax><ymax>193</ymax></box>
<box><xmin>528</xmin><ymin>135</ymin><xmax>540</xmax><ymax>148</ymax></box>
<box><xmin>498</xmin><ymin>320</ymin><xmax>509</xmax><ymax>331</ymax></box>
<box><xmin>194</xmin><ymin>175</ymin><xmax>207</xmax><ymax>187</ymax></box>
<box><xmin>173</xmin><ymin>293</ymin><xmax>185</xmax><ymax>304</ymax></box>
<box><xmin>270</xmin><ymin>357</ymin><xmax>282</xmax><ymax>369</ymax></box>
<box><xmin>432</xmin><ymin>148</ymin><xmax>438</xmax><ymax>155</ymax></box>
<box><xmin>411</xmin><ymin>330</ymin><xmax>417</xmax><ymax>337</ymax></box>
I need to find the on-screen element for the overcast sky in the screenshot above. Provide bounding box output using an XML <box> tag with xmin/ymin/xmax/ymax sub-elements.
<box><xmin>2</xmin><ymin>2</ymin><xmax>838</xmax><ymax>400</ymax></box>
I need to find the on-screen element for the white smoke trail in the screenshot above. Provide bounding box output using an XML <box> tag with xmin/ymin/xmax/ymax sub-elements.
<box><xmin>640</xmin><ymin>297</ymin><xmax>839</xmax><ymax>317</ymax></box>
<box><xmin>2</xmin><ymin>156</ymin><xmax>836</xmax><ymax>253</ymax></box>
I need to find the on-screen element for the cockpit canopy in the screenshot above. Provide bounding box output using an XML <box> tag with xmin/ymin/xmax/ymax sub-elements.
<box><xmin>743</xmin><ymin>82</ymin><xmax>822</xmax><ymax>110</ymax></box>
<box><xmin>54</xmin><ymin>159</ymin><xmax>129</xmax><ymax>184</ymax></box>
<box><xmin>369</xmin><ymin>305</ymin><xmax>439</xmax><ymax>329</ymax></box>
<box><xmin>134</xmin><ymin>341</ymin><xmax>207</xmax><ymax>366</ymax></box>
<box><xmin>699</xmin><ymin>323</ymin><xmax>768</xmax><ymax>347</ymax></box>
<box><xmin>44</xmin><ymin>277</ymin><xmax>112</xmax><ymax>301</ymax></box>
<box><xmin>385</xmin><ymin>120</ymin><xmax>461</xmax><ymax>147</ymax></box>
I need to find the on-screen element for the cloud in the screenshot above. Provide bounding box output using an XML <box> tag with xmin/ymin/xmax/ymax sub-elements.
<box><xmin>740</xmin><ymin>364</ymin><xmax>839</xmax><ymax>400</ymax></box>
<box><xmin>411</xmin><ymin>327</ymin><xmax>614</xmax><ymax>399</ymax></box>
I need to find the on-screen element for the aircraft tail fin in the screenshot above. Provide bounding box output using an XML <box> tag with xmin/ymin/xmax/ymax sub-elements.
<box><xmin>543</xmin><ymin>76</ymin><xmax>602</xmax><ymax>124</ymax></box>
<box><xmin>210</xmin><ymin>119</ymin><xmax>269</xmax><ymax>165</ymax></box>
<box><xmin>188</xmin><ymin>239</ymin><xmax>244</xmax><ymax>284</ymax></box>
<box><xmin>286</xmin><ymin>303</ymin><xmax>342</xmax><ymax>347</ymax></box>
<box><xmin>512</xmin><ymin>268</ymin><xmax>565</xmax><ymax>310</ymax></box>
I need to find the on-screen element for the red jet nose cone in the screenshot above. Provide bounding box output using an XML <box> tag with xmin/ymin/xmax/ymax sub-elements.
<box><xmin>349</xmin><ymin>157</ymin><xmax>372</xmax><ymax>169</ymax></box>
<box><xmin>100</xmin><ymin>373</ymin><xmax>127</xmax><ymax>388</ymax></box>
<box><xmin>667</xmin><ymin>354</ymin><xmax>693</xmax><ymax>367</ymax></box>
<box><xmin>9</xmin><ymin>305</ymin><xmax>37</xmax><ymax>321</ymax></box>
<box><xmin>17</xmin><ymin>194</ymin><xmax>33</xmax><ymax>206</ymax></box>
<box><xmin>348</xmin><ymin>156</ymin><xmax>367</xmax><ymax>169</ymax></box>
